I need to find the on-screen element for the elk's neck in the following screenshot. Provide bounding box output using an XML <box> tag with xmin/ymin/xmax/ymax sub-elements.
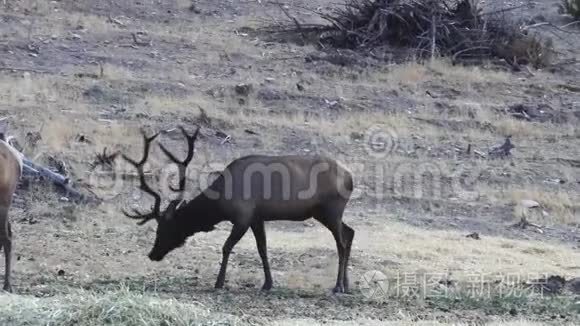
<box><xmin>179</xmin><ymin>193</ymin><xmax>223</xmax><ymax>234</ymax></box>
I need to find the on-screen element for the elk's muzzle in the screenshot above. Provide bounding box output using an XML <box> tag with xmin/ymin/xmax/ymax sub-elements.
<box><xmin>148</xmin><ymin>251</ymin><xmax>164</xmax><ymax>261</ymax></box>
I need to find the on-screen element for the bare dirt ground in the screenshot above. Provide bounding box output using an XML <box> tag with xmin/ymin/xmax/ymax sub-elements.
<box><xmin>1</xmin><ymin>0</ymin><xmax>580</xmax><ymax>324</ymax></box>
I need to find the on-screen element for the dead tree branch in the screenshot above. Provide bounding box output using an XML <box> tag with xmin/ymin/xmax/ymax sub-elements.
<box><xmin>276</xmin><ymin>2</ymin><xmax>306</xmax><ymax>43</ymax></box>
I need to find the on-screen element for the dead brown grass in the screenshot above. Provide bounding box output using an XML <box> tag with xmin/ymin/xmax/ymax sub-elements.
<box><xmin>190</xmin><ymin>219</ymin><xmax>580</xmax><ymax>290</ymax></box>
<box><xmin>476</xmin><ymin>185</ymin><xmax>579</xmax><ymax>225</ymax></box>
<box><xmin>272</xmin><ymin>319</ymin><xmax>572</xmax><ymax>326</ymax></box>
<box><xmin>495</xmin><ymin>119</ymin><xmax>545</xmax><ymax>138</ymax></box>
<box><xmin>0</xmin><ymin>1</ymin><xmax>579</xmax><ymax>325</ymax></box>
<box><xmin>0</xmin><ymin>287</ymin><xmax>570</xmax><ymax>326</ymax></box>
<box><xmin>510</xmin><ymin>189</ymin><xmax>579</xmax><ymax>225</ymax></box>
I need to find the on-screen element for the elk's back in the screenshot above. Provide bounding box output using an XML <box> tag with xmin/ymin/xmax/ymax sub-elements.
<box><xmin>208</xmin><ymin>155</ymin><xmax>353</xmax><ymax>219</ymax></box>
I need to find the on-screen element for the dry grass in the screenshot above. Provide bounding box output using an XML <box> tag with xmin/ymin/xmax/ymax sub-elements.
<box><xmin>133</xmin><ymin>89</ymin><xmax>418</xmax><ymax>138</ymax></box>
<box><xmin>100</xmin><ymin>63</ymin><xmax>136</xmax><ymax>81</ymax></box>
<box><xmin>510</xmin><ymin>189</ymin><xmax>579</xmax><ymax>225</ymax></box>
<box><xmin>494</xmin><ymin>119</ymin><xmax>545</xmax><ymax>138</ymax></box>
<box><xmin>0</xmin><ymin>75</ymin><xmax>60</xmax><ymax>107</ymax></box>
<box><xmin>190</xmin><ymin>219</ymin><xmax>580</xmax><ymax>291</ymax></box>
<box><xmin>475</xmin><ymin>185</ymin><xmax>579</xmax><ymax>225</ymax></box>
<box><xmin>28</xmin><ymin>115</ymin><xmax>138</xmax><ymax>155</ymax></box>
<box><xmin>0</xmin><ymin>74</ymin><xmax>94</xmax><ymax>123</ymax></box>
<box><xmin>133</xmin><ymin>94</ymin><xmax>193</xmax><ymax>117</ymax></box>
<box><xmin>427</xmin><ymin>60</ymin><xmax>511</xmax><ymax>85</ymax></box>
<box><xmin>349</xmin><ymin>220</ymin><xmax>579</xmax><ymax>278</ymax></box>
<box><xmin>39</xmin><ymin>115</ymin><xmax>81</xmax><ymax>153</ymax></box>
<box><xmin>367</xmin><ymin>60</ymin><xmax>512</xmax><ymax>92</ymax></box>
<box><xmin>383</xmin><ymin>62</ymin><xmax>429</xmax><ymax>89</ymax></box>
<box><xmin>61</xmin><ymin>13</ymin><xmax>119</xmax><ymax>35</ymax></box>
<box><xmin>0</xmin><ymin>58</ymin><xmax>550</xmax><ymax>150</ymax></box>
<box><xmin>1</xmin><ymin>7</ymin><xmax>119</xmax><ymax>39</ymax></box>
<box><xmin>2</xmin><ymin>0</ymin><xmax>52</xmax><ymax>15</ymax></box>
<box><xmin>19</xmin><ymin>12</ymin><xmax>119</xmax><ymax>38</ymax></box>
<box><xmin>271</xmin><ymin>319</ymin><xmax>574</xmax><ymax>326</ymax></box>
<box><xmin>0</xmin><ymin>287</ymin><xmax>571</xmax><ymax>326</ymax></box>
<box><xmin>1</xmin><ymin>1</ymin><xmax>579</xmax><ymax>324</ymax></box>
<box><xmin>304</xmin><ymin>110</ymin><xmax>415</xmax><ymax>136</ymax></box>
<box><xmin>0</xmin><ymin>286</ymin><xmax>241</xmax><ymax>326</ymax></box>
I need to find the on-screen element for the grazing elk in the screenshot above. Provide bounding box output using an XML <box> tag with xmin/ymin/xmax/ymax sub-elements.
<box><xmin>0</xmin><ymin>133</ymin><xmax>23</xmax><ymax>292</ymax></box>
<box><xmin>122</xmin><ymin>126</ymin><xmax>355</xmax><ymax>293</ymax></box>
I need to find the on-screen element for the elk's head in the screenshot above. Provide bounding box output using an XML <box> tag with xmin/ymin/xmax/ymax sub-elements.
<box><xmin>122</xmin><ymin>126</ymin><xmax>200</xmax><ymax>261</ymax></box>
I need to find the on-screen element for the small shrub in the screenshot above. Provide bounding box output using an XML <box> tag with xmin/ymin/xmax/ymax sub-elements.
<box><xmin>269</xmin><ymin>0</ymin><xmax>555</xmax><ymax>67</ymax></box>
<box><xmin>562</xmin><ymin>0</ymin><xmax>580</xmax><ymax>18</ymax></box>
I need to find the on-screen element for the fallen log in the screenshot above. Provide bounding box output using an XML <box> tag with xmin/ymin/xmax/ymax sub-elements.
<box><xmin>2</xmin><ymin>122</ymin><xmax>98</xmax><ymax>204</ymax></box>
<box><xmin>21</xmin><ymin>158</ymin><xmax>98</xmax><ymax>204</ymax></box>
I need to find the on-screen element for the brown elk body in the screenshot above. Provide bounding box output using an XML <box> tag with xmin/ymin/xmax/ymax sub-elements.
<box><xmin>123</xmin><ymin>127</ymin><xmax>355</xmax><ymax>293</ymax></box>
<box><xmin>0</xmin><ymin>138</ymin><xmax>22</xmax><ymax>292</ymax></box>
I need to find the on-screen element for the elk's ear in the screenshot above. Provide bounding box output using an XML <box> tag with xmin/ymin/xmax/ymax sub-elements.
<box><xmin>177</xmin><ymin>199</ymin><xmax>187</xmax><ymax>209</ymax></box>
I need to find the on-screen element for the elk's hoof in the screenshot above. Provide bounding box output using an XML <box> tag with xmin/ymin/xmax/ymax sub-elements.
<box><xmin>214</xmin><ymin>281</ymin><xmax>224</xmax><ymax>289</ymax></box>
<box><xmin>332</xmin><ymin>285</ymin><xmax>345</xmax><ymax>294</ymax></box>
<box><xmin>261</xmin><ymin>282</ymin><xmax>273</xmax><ymax>291</ymax></box>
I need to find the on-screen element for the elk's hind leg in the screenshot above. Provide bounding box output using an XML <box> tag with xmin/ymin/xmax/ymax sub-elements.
<box><xmin>341</xmin><ymin>223</ymin><xmax>355</xmax><ymax>293</ymax></box>
<box><xmin>315</xmin><ymin>202</ymin><xmax>348</xmax><ymax>293</ymax></box>
<box><xmin>0</xmin><ymin>242</ymin><xmax>4</xmax><ymax>292</ymax></box>
<box><xmin>0</xmin><ymin>216</ymin><xmax>12</xmax><ymax>293</ymax></box>
<box><xmin>2</xmin><ymin>237</ymin><xmax>11</xmax><ymax>293</ymax></box>
<box><xmin>251</xmin><ymin>221</ymin><xmax>273</xmax><ymax>290</ymax></box>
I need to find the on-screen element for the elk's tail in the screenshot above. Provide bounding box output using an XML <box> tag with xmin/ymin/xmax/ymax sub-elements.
<box><xmin>334</xmin><ymin>159</ymin><xmax>354</xmax><ymax>197</ymax></box>
<box><xmin>344</xmin><ymin>171</ymin><xmax>353</xmax><ymax>193</ymax></box>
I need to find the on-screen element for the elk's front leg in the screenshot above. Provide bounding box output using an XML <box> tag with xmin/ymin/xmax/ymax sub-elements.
<box><xmin>215</xmin><ymin>224</ymin><xmax>248</xmax><ymax>289</ymax></box>
<box><xmin>251</xmin><ymin>221</ymin><xmax>273</xmax><ymax>290</ymax></box>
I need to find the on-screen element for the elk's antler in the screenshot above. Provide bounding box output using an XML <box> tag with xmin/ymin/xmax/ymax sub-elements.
<box><xmin>158</xmin><ymin>126</ymin><xmax>200</xmax><ymax>200</ymax></box>
<box><xmin>122</xmin><ymin>130</ymin><xmax>161</xmax><ymax>225</ymax></box>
